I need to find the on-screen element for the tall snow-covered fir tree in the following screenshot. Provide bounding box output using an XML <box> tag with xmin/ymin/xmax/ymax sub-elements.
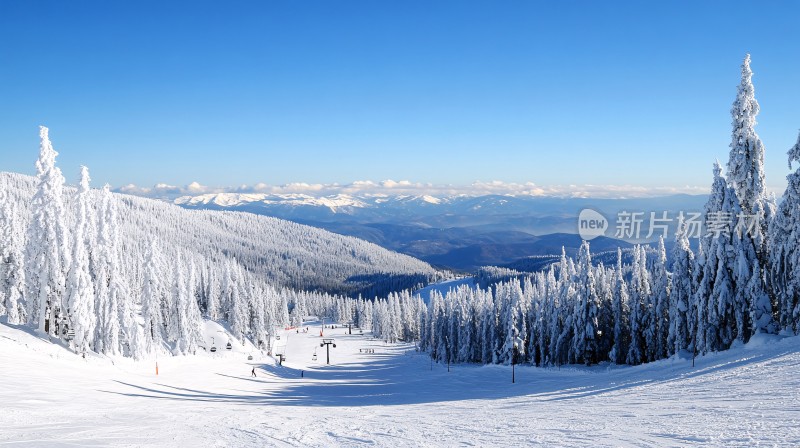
<box><xmin>169</xmin><ymin>253</ymin><xmax>190</xmax><ymax>354</ymax></box>
<box><xmin>499</xmin><ymin>279</ymin><xmax>526</xmax><ymax>365</ymax></box>
<box><xmin>668</xmin><ymin>216</ymin><xmax>694</xmax><ymax>355</ymax></box>
<box><xmin>651</xmin><ymin>237</ymin><xmax>671</xmax><ymax>360</ymax></box>
<box><xmin>226</xmin><ymin>261</ymin><xmax>250</xmax><ymax>344</ymax></box>
<box><xmin>626</xmin><ymin>245</ymin><xmax>649</xmax><ymax>365</ymax></box>
<box><xmin>141</xmin><ymin>239</ymin><xmax>165</xmax><ymax>352</ymax></box>
<box><xmin>552</xmin><ymin>248</ymin><xmax>574</xmax><ymax>366</ymax></box>
<box><xmin>94</xmin><ymin>185</ymin><xmax>127</xmax><ymax>355</ymax></box>
<box><xmin>571</xmin><ymin>241</ymin><xmax>599</xmax><ymax>365</ymax></box>
<box><xmin>769</xmin><ymin>131</ymin><xmax>800</xmax><ymax>333</ymax></box>
<box><xmin>25</xmin><ymin>126</ymin><xmax>71</xmax><ymax>336</ymax></box>
<box><xmin>204</xmin><ymin>265</ymin><xmax>221</xmax><ymax>321</ymax></box>
<box><xmin>610</xmin><ymin>249</ymin><xmax>629</xmax><ymax>364</ymax></box>
<box><xmin>726</xmin><ymin>54</ymin><xmax>776</xmax><ymax>337</ymax></box>
<box><xmin>691</xmin><ymin>240</ymin><xmax>707</xmax><ymax>354</ymax></box>
<box><xmin>708</xmin><ymin>163</ymin><xmax>739</xmax><ymax>351</ymax></box>
<box><xmin>181</xmin><ymin>256</ymin><xmax>205</xmax><ymax>354</ymax></box>
<box><xmin>0</xmin><ymin>185</ymin><xmax>26</xmax><ymax>324</ymax></box>
<box><xmin>66</xmin><ymin>166</ymin><xmax>96</xmax><ymax>354</ymax></box>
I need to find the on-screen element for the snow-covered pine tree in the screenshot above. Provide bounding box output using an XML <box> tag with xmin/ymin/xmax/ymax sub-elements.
<box><xmin>170</xmin><ymin>253</ymin><xmax>190</xmax><ymax>354</ymax></box>
<box><xmin>141</xmin><ymin>239</ymin><xmax>165</xmax><ymax>352</ymax></box>
<box><xmin>696</xmin><ymin>162</ymin><xmax>734</xmax><ymax>352</ymax></box>
<box><xmin>25</xmin><ymin>126</ymin><xmax>71</xmax><ymax>336</ymax></box>
<box><xmin>499</xmin><ymin>279</ymin><xmax>526</xmax><ymax>365</ymax></box>
<box><xmin>204</xmin><ymin>265</ymin><xmax>220</xmax><ymax>321</ymax></box>
<box><xmin>473</xmin><ymin>290</ymin><xmax>493</xmax><ymax>364</ymax></box>
<box><xmin>691</xmin><ymin>240</ymin><xmax>707</xmax><ymax>354</ymax></box>
<box><xmin>768</xmin><ymin>131</ymin><xmax>800</xmax><ymax>333</ymax></box>
<box><xmin>626</xmin><ymin>245</ymin><xmax>648</xmax><ymax>365</ymax></box>
<box><xmin>594</xmin><ymin>263</ymin><xmax>615</xmax><ymax>364</ymax></box>
<box><xmin>94</xmin><ymin>185</ymin><xmax>126</xmax><ymax>355</ymax></box>
<box><xmin>276</xmin><ymin>290</ymin><xmax>290</xmax><ymax>329</ymax></box>
<box><xmin>726</xmin><ymin>54</ymin><xmax>776</xmax><ymax>337</ymax></box>
<box><xmin>533</xmin><ymin>268</ymin><xmax>555</xmax><ymax>365</ymax></box>
<box><xmin>66</xmin><ymin>166</ymin><xmax>96</xmax><ymax>354</ymax></box>
<box><xmin>610</xmin><ymin>249</ymin><xmax>630</xmax><ymax>364</ymax></box>
<box><xmin>0</xmin><ymin>187</ymin><xmax>9</xmax><ymax>321</ymax></box>
<box><xmin>0</xmin><ymin>186</ymin><xmax>26</xmax><ymax>324</ymax></box>
<box><xmin>182</xmin><ymin>256</ymin><xmax>205</xmax><ymax>354</ymax></box>
<box><xmin>571</xmin><ymin>240</ymin><xmax>599</xmax><ymax>365</ymax></box>
<box><xmin>727</xmin><ymin>54</ymin><xmax>775</xmax><ymax>244</ymax></box>
<box><xmin>551</xmin><ymin>248</ymin><xmax>574</xmax><ymax>366</ymax></box>
<box><xmin>668</xmin><ymin>216</ymin><xmax>694</xmax><ymax>355</ymax></box>
<box><xmin>228</xmin><ymin>262</ymin><xmax>250</xmax><ymax>344</ymax></box>
<box><xmin>652</xmin><ymin>237</ymin><xmax>671</xmax><ymax>359</ymax></box>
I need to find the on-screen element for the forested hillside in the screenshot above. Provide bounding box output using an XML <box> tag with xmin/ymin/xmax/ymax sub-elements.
<box><xmin>0</xmin><ymin>129</ymin><xmax>438</xmax><ymax>358</ymax></box>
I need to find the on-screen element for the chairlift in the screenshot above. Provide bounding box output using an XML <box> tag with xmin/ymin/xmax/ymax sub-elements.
<box><xmin>275</xmin><ymin>335</ymin><xmax>281</xmax><ymax>341</ymax></box>
<box><xmin>312</xmin><ymin>348</ymin><xmax>318</xmax><ymax>361</ymax></box>
<box><xmin>66</xmin><ymin>328</ymin><xmax>75</xmax><ymax>341</ymax></box>
<box><xmin>210</xmin><ymin>346</ymin><xmax>217</xmax><ymax>352</ymax></box>
<box><xmin>210</xmin><ymin>337</ymin><xmax>217</xmax><ymax>352</ymax></box>
<box><xmin>226</xmin><ymin>341</ymin><xmax>232</xmax><ymax>350</ymax></box>
<box><xmin>247</xmin><ymin>354</ymin><xmax>253</xmax><ymax>361</ymax></box>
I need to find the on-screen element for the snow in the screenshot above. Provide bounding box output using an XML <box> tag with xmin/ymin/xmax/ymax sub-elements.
<box><xmin>414</xmin><ymin>277</ymin><xmax>475</xmax><ymax>304</ymax></box>
<box><xmin>173</xmin><ymin>192</ymin><xmax>455</xmax><ymax>211</ymax></box>
<box><xmin>174</xmin><ymin>193</ymin><xmax>369</xmax><ymax>211</ymax></box>
<box><xmin>420</xmin><ymin>195</ymin><xmax>441</xmax><ymax>204</ymax></box>
<box><xmin>2</xmin><ymin>321</ymin><xmax>799</xmax><ymax>447</ymax></box>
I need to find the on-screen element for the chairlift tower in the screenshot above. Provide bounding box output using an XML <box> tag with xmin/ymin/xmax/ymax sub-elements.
<box><xmin>320</xmin><ymin>338</ymin><xmax>336</xmax><ymax>365</ymax></box>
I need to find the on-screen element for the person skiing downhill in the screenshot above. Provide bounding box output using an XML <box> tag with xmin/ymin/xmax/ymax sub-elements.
<box><xmin>251</xmin><ymin>367</ymin><xmax>256</xmax><ymax>377</ymax></box>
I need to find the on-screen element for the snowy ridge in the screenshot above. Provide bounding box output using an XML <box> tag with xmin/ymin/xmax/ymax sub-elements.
<box><xmin>175</xmin><ymin>192</ymin><xmax>371</xmax><ymax>212</ymax></box>
<box><xmin>174</xmin><ymin>192</ymin><xmax>452</xmax><ymax>211</ymax></box>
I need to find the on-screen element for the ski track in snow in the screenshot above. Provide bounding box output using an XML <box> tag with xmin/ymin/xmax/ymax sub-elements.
<box><xmin>1</xmin><ymin>323</ymin><xmax>799</xmax><ymax>447</ymax></box>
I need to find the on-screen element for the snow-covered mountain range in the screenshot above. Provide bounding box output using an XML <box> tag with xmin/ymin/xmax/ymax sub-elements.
<box><xmin>175</xmin><ymin>192</ymin><xmax>460</xmax><ymax>216</ymax></box>
<box><xmin>173</xmin><ymin>192</ymin><xmax>709</xmax><ymax>271</ymax></box>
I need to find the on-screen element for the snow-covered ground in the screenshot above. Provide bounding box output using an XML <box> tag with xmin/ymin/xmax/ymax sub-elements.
<box><xmin>1</xmin><ymin>321</ymin><xmax>799</xmax><ymax>447</ymax></box>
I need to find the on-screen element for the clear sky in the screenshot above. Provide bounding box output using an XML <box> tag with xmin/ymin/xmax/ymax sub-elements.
<box><xmin>1</xmin><ymin>1</ymin><xmax>799</xmax><ymax>196</ymax></box>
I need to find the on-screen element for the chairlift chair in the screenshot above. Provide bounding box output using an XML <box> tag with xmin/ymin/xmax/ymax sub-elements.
<box><xmin>226</xmin><ymin>341</ymin><xmax>232</xmax><ymax>350</ymax></box>
<box><xmin>247</xmin><ymin>354</ymin><xmax>253</xmax><ymax>361</ymax></box>
<box><xmin>210</xmin><ymin>337</ymin><xmax>217</xmax><ymax>352</ymax></box>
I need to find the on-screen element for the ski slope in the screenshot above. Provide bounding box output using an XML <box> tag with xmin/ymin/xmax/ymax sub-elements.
<box><xmin>1</xmin><ymin>321</ymin><xmax>799</xmax><ymax>447</ymax></box>
<box><xmin>414</xmin><ymin>277</ymin><xmax>475</xmax><ymax>304</ymax></box>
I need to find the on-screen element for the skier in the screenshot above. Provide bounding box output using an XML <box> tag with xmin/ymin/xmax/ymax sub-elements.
<box><xmin>251</xmin><ymin>367</ymin><xmax>256</xmax><ymax>378</ymax></box>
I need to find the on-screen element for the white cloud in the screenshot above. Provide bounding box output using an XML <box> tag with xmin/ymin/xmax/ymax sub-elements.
<box><xmin>114</xmin><ymin>179</ymin><xmax>711</xmax><ymax>201</ymax></box>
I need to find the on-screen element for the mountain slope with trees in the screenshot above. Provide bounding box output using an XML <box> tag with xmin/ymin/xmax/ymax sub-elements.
<box><xmin>0</xmin><ymin>128</ymin><xmax>438</xmax><ymax>358</ymax></box>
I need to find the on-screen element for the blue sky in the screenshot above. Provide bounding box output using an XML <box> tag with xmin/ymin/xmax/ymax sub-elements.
<box><xmin>1</xmin><ymin>1</ymin><xmax>799</xmax><ymax>196</ymax></box>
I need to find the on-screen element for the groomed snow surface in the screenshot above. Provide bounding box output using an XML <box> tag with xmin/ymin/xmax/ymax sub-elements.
<box><xmin>1</xmin><ymin>321</ymin><xmax>799</xmax><ymax>447</ymax></box>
